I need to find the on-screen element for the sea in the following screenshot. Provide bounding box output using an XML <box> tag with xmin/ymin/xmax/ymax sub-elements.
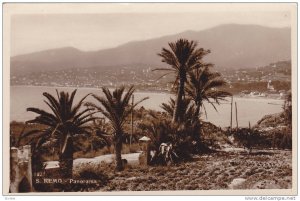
<box><xmin>10</xmin><ymin>86</ymin><xmax>284</xmax><ymax>128</ymax></box>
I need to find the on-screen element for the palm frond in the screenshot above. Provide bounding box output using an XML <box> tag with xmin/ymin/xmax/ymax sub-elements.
<box><xmin>161</xmin><ymin>102</ymin><xmax>174</xmax><ymax>117</ymax></box>
<box><xmin>203</xmin><ymin>78</ymin><xmax>227</xmax><ymax>91</ymax></box>
<box><xmin>158</xmin><ymin>47</ymin><xmax>179</xmax><ymax>69</ymax></box>
<box><xmin>154</xmin><ymin>72</ymin><xmax>175</xmax><ymax>82</ymax></box>
<box><xmin>26</xmin><ymin>107</ymin><xmax>57</xmax><ymax>122</ymax></box>
<box><xmin>26</xmin><ymin>116</ymin><xmax>56</xmax><ymax>127</ymax></box>
<box><xmin>92</xmin><ymin>94</ymin><xmax>118</xmax><ymax>125</ymax></box>
<box><xmin>73</xmin><ymin>107</ymin><xmax>96</xmax><ymax>122</ymax></box>
<box><xmin>202</xmin><ymin>104</ymin><xmax>208</xmax><ymax>119</ymax></box>
<box><xmin>18</xmin><ymin>129</ymin><xmax>41</xmax><ymax>142</ymax></box>
<box><xmin>42</xmin><ymin>92</ymin><xmax>61</xmax><ymax>115</ymax></box>
<box><xmin>71</xmin><ymin>93</ymin><xmax>92</xmax><ymax>117</ymax></box>
<box><xmin>76</xmin><ymin>117</ymin><xmax>99</xmax><ymax>127</ymax></box>
<box><xmin>69</xmin><ymin>89</ymin><xmax>77</xmax><ymax>106</ymax></box>
<box><xmin>204</xmin><ymin>97</ymin><xmax>218</xmax><ymax>112</ymax></box>
<box><xmin>120</xmin><ymin>85</ymin><xmax>135</xmax><ymax>110</ymax></box>
<box><xmin>205</xmin><ymin>91</ymin><xmax>232</xmax><ymax>101</ymax></box>
<box><xmin>152</xmin><ymin>68</ymin><xmax>175</xmax><ymax>72</ymax></box>
<box><xmin>43</xmin><ymin>100</ymin><xmax>62</xmax><ymax>122</ymax></box>
<box><xmin>74</xmin><ymin>112</ymin><xmax>99</xmax><ymax>126</ymax></box>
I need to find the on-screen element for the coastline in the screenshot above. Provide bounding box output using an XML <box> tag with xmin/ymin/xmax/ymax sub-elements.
<box><xmin>10</xmin><ymin>85</ymin><xmax>285</xmax><ymax>125</ymax></box>
<box><xmin>10</xmin><ymin>84</ymin><xmax>172</xmax><ymax>95</ymax></box>
<box><xmin>10</xmin><ymin>85</ymin><xmax>285</xmax><ymax>101</ymax></box>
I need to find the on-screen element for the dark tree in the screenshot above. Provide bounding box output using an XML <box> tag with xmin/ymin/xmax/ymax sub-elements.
<box><xmin>26</xmin><ymin>89</ymin><xmax>96</xmax><ymax>178</ymax></box>
<box><xmin>186</xmin><ymin>66</ymin><xmax>232</xmax><ymax>118</ymax></box>
<box><xmin>86</xmin><ymin>86</ymin><xmax>148</xmax><ymax>171</ymax></box>
<box><xmin>156</xmin><ymin>38</ymin><xmax>210</xmax><ymax>123</ymax></box>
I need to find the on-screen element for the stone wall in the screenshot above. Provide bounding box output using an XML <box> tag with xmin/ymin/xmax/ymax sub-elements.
<box><xmin>10</xmin><ymin>145</ymin><xmax>33</xmax><ymax>193</ymax></box>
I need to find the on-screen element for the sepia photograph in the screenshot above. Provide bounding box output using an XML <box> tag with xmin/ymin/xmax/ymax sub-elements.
<box><xmin>3</xmin><ymin>2</ymin><xmax>297</xmax><ymax>196</ymax></box>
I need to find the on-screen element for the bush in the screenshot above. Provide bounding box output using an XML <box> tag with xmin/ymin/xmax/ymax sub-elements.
<box><xmin>270</xmin><ymin>128</ymin><xmax>292</xmax><ymax>150</ymax></box>
<box><xmin>137</xmin><ymin>108</ymin><xmax>221</xmax><ymax>165</ymax></box>
<box><xmin>200</xmin><ymin>121</ymin><xmax>230</xmax><ymax>151</ymax></box>
<box><xmin>231</xmin><ymin>128</ymin><xmax>267</xmax><ymax>152</ymax></box>
<box><xmin>141</xmin><ymin>118</ymin><xmax>202</xmax><ymax>165</ymax></box>
<box><xmin>283</xmin><ymin>92</ymin><xmax>292</xmax><ymax>126</ymax></box>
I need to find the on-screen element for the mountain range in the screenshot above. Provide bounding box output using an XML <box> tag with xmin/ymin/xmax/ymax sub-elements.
<box><xmin>11</xmin><ymin>24</ymin><xmax>291</xmax><ymax>75</ymax></box>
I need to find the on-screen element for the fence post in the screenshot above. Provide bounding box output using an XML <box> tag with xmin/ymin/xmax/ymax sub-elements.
<box><xmin>235</xmin><ymin>102</ymin><xmax>238</xmax><ymax>129</ymax></box>
<box><xmin>230</xmin><ymin>96</ymin><xmax>233</xmax><ymax>131</ymax></box>
<box><xmin>130</xmin><ymin>95</ymin><xmax>134</xmax><ymax>147</ymax></box>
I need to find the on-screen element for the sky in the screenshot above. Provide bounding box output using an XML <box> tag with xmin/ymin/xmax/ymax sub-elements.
<box><xmin>9</xmin><ymin>3</ymin><xmax>294</xmax><ymax>56</ymax></box>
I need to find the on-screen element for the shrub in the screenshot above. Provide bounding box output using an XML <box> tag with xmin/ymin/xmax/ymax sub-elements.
<box><xmin>271</xmin><ymin>128</ymin><xmax>292</xmax><ymax>150</ymax></box>
<box><xmin>283</xmin><ymin>92</ymin><xmax>292</xmax><ymax>126</ymax></box>
<box><xmin>231</xmin><ymin>128</ymin><xmax>267</xmax><ymax>152</ymax></box>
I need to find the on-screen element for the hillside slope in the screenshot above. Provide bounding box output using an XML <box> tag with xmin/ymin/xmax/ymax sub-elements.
<box><xmin>11</xmin><ymin>24</ymin><xmax>291</xmax><ymax>75</ymax></box>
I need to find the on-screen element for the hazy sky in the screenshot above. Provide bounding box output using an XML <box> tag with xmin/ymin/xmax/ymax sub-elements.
<box><xmin>10</xmin><ymin>4</ymin><xmax>293</xmax><ymax>56</ymax></box>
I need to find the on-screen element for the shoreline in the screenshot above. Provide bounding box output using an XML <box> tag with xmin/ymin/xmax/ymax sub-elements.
<box><xmin>10</xmin><ymin>85</ymin><xmax>285</xmax><ymax>125</ymax></box>
<box><xmin>10</xmin><ymin>84</ymin><xmax>172</xmax><ymax>95</ymax></box>
<box><xmin>10</xmin><ymin>85</ymin><xmax>285</xmax><ymax>101</ymax></box>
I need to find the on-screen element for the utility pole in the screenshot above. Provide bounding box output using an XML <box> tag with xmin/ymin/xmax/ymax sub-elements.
<box><xmin>235</xmin><ymin>102</ymin><xmax>238</xmax><ymax>129</ymax></box>
<box><xmin>230</xmin><ymin>96</ymin><xmax>233</xmax><ymax>131</ymax></box>
<box><xmin>130</xmin><ymin>95</ymin><xmax>134</xmax><ymax>147</ymax></box>
<box><xmin>86</xmin><ymin>105</ymin><xmax>97</xmax><ymax>156</ymax></box>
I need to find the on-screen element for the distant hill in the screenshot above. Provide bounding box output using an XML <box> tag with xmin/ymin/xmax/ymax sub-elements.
<box><xmin>11</xmin><ymin>24</ymin><xmax>291</xmax><ymax>75</ymax></box>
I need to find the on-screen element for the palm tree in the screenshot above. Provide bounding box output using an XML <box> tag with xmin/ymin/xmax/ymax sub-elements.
<box><xmin>161</xmin><ymin>97</ymin><xmax>195</xmax><ymax>123</ymax></box>
<box><xmin>86</xmin><ymin>86</ymin><xmax>148</xmax><ymax>171</ymax></box>
<box><xmin>156</xmin><ymin>38</ymin><xmax>210</xmax><ymax>123</ymax></box>
<box><xmin>186</xmin><ymin>66</ymin><xmax>232</xmax><ymax>119</ymax></box>
<box><xmin>160</xmin><ymin>97</ymin><xmax>201</xmax><ymax>151</ymax></box>
<box><xmin>26</xmin><ymin>89</ymin><xmax>96</xmax><ymax>178</ymax></box>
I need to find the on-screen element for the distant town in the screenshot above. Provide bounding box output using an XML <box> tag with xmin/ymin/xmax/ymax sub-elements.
<box><xmin>11</xmin><ymin>60</ymin><xmax>291</xmax><ymax>98</ymax></box>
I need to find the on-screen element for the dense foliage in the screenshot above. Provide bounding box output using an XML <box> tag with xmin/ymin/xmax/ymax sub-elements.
<box><xmin>25</xmin><ymin>90</ymin><xmax>96</xmax><ymax>178</ymax></box>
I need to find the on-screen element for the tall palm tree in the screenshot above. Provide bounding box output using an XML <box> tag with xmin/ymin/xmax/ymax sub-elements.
<box><xmin>186</xmin><ymin>66</ymin><xmax>232</xmax><ymax>119</ymax></box>
<box><xmin>26</xmin><ymin>89</ymin><xmax>96</xmax><ymax>178</ymax></box>
<box><xmin>86</xmin><ymin>86</ymin><xmax>148</xmax><ymax>171</ymax></box>
<box><xmin>156</xmin><ymin>38</ymin><xmax>210</xmax><ymax>123</ymax></box>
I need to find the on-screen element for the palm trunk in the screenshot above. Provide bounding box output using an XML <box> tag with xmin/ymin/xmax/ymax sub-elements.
<box><xmin>173</xmin><ymin>76</ymin><xmax>185</xmax><ymax>123</ymax></box>
<box><xmin>193</xmin><ymin>120</ymin><xmax>202</xmax><ymax>150</ymax></box>
<box><xmin>195</xmin><ymin>104</ymin><xmax>201</xmax><ymax>119</ymax></box>
<box><xmin>115</xmin><ymin>132</ymin><xmax>123</xmax><ymax>171</ymax></box>
<box><xmin>59</xmin><ymin>134</ymin><xmax>73</xmax><ymax>178</ymax></box>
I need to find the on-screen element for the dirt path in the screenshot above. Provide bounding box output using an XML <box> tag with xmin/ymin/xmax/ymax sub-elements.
<box><xmin>44</xmin><ymin>152</ymin><xmax>141</xmax><ymax>169</ymax></box>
